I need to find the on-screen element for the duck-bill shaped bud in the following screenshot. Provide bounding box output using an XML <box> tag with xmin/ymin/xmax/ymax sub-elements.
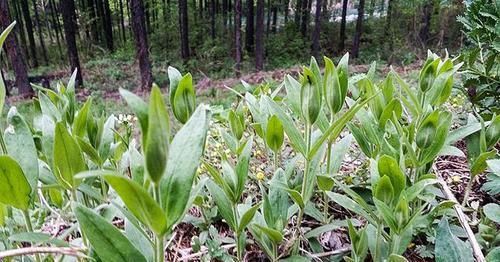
<box><xmin>265</xmin><ymin>115</ymin><xmax>284</xmax><ymax>153</ymax></box>
<box><xmin>172</xmin><ymin>73</ymin><xmax>196</xmax><ymax>124</ymax></box>
<box><xmin>300</xmin><ymin>67</ymin><xmax>322</xmax><ymax>126</ymax></box>
<box><xmin>228</xmin><ymin>109</ymin><xmax>245</xmax><ymax>140</ymax></box>
<box><xmin>416</xmin><ymin>111</ymin><xmax>439</xmax><ymax>149</ymax></box>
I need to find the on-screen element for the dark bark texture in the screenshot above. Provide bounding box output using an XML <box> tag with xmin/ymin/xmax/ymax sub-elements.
<box><xmin>130</xmin><ymin>0</ymin><xmax>153</xmax><ymax>89</ymax></box>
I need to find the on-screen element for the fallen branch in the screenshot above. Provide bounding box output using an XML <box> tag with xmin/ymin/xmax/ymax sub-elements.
<box><xmin>178</xmin><ymin>243</ymin><xmax>236</xmax><ymax>261</ymax></box>
<box><xmin>0</xmin><ymin>247</ymin><xmax>86</xmax><ymax>259</ymax></box>
<box><xmin>436</xmin><ymin>174</ymin><xmax>485</xmax><ymax>262</ymax></box>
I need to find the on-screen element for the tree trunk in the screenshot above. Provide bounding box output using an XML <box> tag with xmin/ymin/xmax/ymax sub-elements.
<box><xmin>0</xmin><ymin>0</ymin><xmax>33</xmax><ymax>95</ymax></box>
<box><xmin>13</xmin><ymin>0</ymin><xmax>29</xmax><ymax>60</ymax></box>
<box><xmin>49</xmin><ymin>0</ymin><xmax>65</xmax><ymax>63</ymax></box>
<box><xmin>179</xmin><ymin>0</ymin><xmax>190</xmax><ymax>59</ymax></box>
<box><xmin>20</xmin><ymin>0</ymin><xmax>38</xmax><ymax>67</ymax></box>
<box><xmin>338</xmin><ymin>0</ymin><xmax>348</xmax><ymax>52</ymax></box>
<box><xmin>300</xmin><ymin>0</ymin><xmax>308</xmax><ymax>37</ymax></box>
<box><xmin>87</xmin><ymin>0</ymin><xmax>99</xmax><ymax>41</ymax></box>
<box><xmin>255</xmin><ymin>0</ymin><xmax>264</xmax><ymax>70</ymax></box>
<box><xmin>222</xmin><ymin>0</ymin><xmax>228</xmax><ymax>28</ymax></box>
<box><xmin>266</xmin><ymin>0</ymin><xmax>270</xmax><ymax>36</ymax></box>
<box><xmin>295</xmin><ymin>0</ymin><xmax>302</xmax><ymax>28</ymax></box>
<box><xmin>210</xmin><ymin>0</ymin><xmax>216</xmax><ymax>39</ymax></box>
<box><xmin>61</xmin><ymin>0</ymin><xmax>84</xmax><ymax>86</ymax></box>
<box><xmin>419</xmin><ymin>0</ymin><xmax>433</xmax><ymax>47</ymax></box>
<box><xmin>271</xmin><ymin>3</ymin><xmax>277</xmax><ymax>33</ymax></box>
<box><xmin>312</xmin><ymin>0</ymin><xmax>322</xmax><ymax>59</ymax></box>
<box><xmin>384</xmin><ymin>0</ymin><xmax>393</xmax><ymax>52</ymax></box>
<box><xmin>352</xmin><ymin>0</ymin><xmax>365</xmax><ymax>58</ymax></box>
<box><xmin>119</xmin><ymin>0</ymin><xmax>127</xmax><ymax>41</ymax></box>
<box><xmin>130</xmin><ymin>0</ymin><xmax>153</xmax><ymax>90</ymax></box>
<box><xmin>234</xmin><ymin>0</ymin><xmax>242</xmax><ymax>75</ymax></box>
<box><xmin>245</xmin><ymin>0</ymin><xmax>254</xmax><ymax>52</ymax></box>
<box><xmin>32</xmin><ymin>0</ymin><xmax>49</xmax><ymax>65</ymax></box>
<box><xmin>103</xmin><ymin>0</ymin><xmax>114</xmax><ymax>50</ymax></box>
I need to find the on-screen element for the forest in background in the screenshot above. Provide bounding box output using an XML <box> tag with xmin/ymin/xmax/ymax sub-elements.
<box><xmin>0</xmin><ymin>0</ymin><xmax>465</xmax><ymax>95</ymax></box>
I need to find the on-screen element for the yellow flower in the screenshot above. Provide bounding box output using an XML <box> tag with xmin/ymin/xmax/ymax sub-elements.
<box><xmin>256</xmin><ymin>172</ymin><xmax>265</xmax><ymax>181</ymax></box>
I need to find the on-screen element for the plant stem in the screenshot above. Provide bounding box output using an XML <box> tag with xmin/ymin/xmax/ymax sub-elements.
<box><xmin>374</xmin><ymin>220</ymin><xmax>382</xmax><ymax>262</ymax></box>
<box><xmin>462</xmin><ymin>176</ymin><xmax>474</xmax><ymax>206</ymax></box>
<box><xmin>0</xmin><ymin>132</ymin><xmax>8</xmax><ymax>154</ymax></box>
<box><xmin>23</xmin><ymin>210</ymin><xmax>41</xmax><ymax>262</ymax></box>
<box><xmin>273</xmin><ymin>150</ymin><xmax>279</xmax><ymax>172</ymax></box>
<box><xmin>153</xmin><ymin>183</ymin><xmax>162</xmax><ymax>207</ymax></box>
<box><xmin>232</xmin><ymin>204</ymin><xmax>242</xmax><ymax>261</ymax></box>
<box><xmin>155</xmin><ymin>234</ymin><xmax>164</xmax><ymax>262</ymax></box>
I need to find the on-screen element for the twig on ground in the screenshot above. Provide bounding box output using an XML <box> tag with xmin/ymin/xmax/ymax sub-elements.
<box><xmin>435</xmin><ymin>166</ymin><xmax>485</xmax><ymax>262</ymax></box>
<box><xmin>178</xmin><ymin>243</ymin><xmax>236</xmax><ymax>261</ymax></box>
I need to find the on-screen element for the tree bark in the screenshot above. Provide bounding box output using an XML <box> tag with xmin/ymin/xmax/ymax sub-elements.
<box><xmin>179</xmin><ymin>0</ymin><xmax>190</xmax><ymax>59</ymax></box>
<box><xmin>103</xmin><ymin>0</ymin><xmax>114</xmax><ymax>50</ymax></box>
<box><xmin>32</xmin><ymin>0</ymin><xmax>49</xmax><ymax>65</ymax></box>
<box><xmin>49</xmin><ymin>0</ymin><xmax>64</xmax><ymax>62</ymax></box>
<box><xmin>222</xmin><ymin>0</ymin><xmax>228</xmax><ymax>28</ymax></box>
<box><xmin>61</xmin><ymin>0</ymin><xmax>84</xmax><ymax>86</ymax></box>
<box><xmin>20</xmin><ymin>0</ymin><xmax>39</xmax><ymax>67</ymax></box>
<box><xmin>295</xmin><ymin>0</ymin><xmax>302</xmax><ymax>28</ymax></box>
<box><xmin>271</xmin><ymin>3</ymin><xmax>277</xmax><ymax>33</ymax></box>
<box><xmin>312</xmin><ymin>0</ymin><xmax>322</xmax><ymax>59</ymax></box>
<box><xmin>13</xmin><ymin>0</ymin><xmax>29</xmax><ymax>60</ymax></box>
<box><xmin>419</xmin><ymin>0</ymin><xmax>433</xmax><ymax>47</ymax></box>
<box><xmin>0</xmin><ymin>0</ymin><xmax>33</xmax><ymax>95</ymax></box>
<box><xmin>211</xmin><ymin>0</ymin><xmax>216</xmax><ymax>39</ymax></box>
<box><xmin>338</xmin><ymin>0</ymin><xmax>348</xmax><ymax>52</ymax></box>
<box><xmin>352</xmin><ymin>0</ymin><xmax>365</xmax><ymax>58</ymax></box>
<box><xmin>129</xmin><ymin>0</ymin><xmax>153</xmax><ymax>90</ymax></box>
<box><xmin>119</xmin><ymin>0</ymin><xmax>127</xmax><ymax>42</ymax></box>
<box><xmin>300</xmin><ymin>0</ymin><xmax>309</xmax><ymax>37</ymax></box>
<box><xmin>384</xmin><ymin>0</ymin><xmax>394</xmax><ymax>53</ymax></box>
<box><xmin>234</xmin><ymin>0</ymin><xmax>242</xmax><ymax>75</ymax></box>
<box><xmin>245</xmin><ymin>0</ymin><xmax>254</xmax><ymax>52</ymax></box>
<box><xmin>255</xmin><ymin>0</ymin><xmax>264</xmax><ymax>70</ymax></box>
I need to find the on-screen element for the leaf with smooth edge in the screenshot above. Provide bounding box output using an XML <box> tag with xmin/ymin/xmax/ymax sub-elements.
<box><xmin>0</xmin><ymin>156</ymin><xmax>31</xmax><ymax>210</ymax></box>
<box><xmin>168</xmin><ymin>66</ymin><xmax>183</xmax><ymax>106</ymax></box>
<box><xmin>119</xmin><ymin>88</ymin><xmax>148</xmax><ymax>143</ymax></box>
<box><xmin>373</xmin><ymin>176</ymin><xmax>394</xmax><ymax>203</ymax></box>
<box><xmin>4</xmin><ymin>108</ymin><xmax>39</xmax><ymax>193</ymax></box>
<box><xmin>207</xmin><ymin>180</ymin><xmax>236</xmax><ymax>230</ymax></box>
<box><xmin>253</xmin><ymin>224</ymin><xmax>283</xmax><ymax>244</ymax></box>
<box><xmin>483</xmin><ymin>203</ymin><xmax>500</xmax><ymax>223</ymax></box>
<box><xmin>74</xmin><ymin>204</ymin><xmax>147</xmax><ymax>262</ymax></box>
<box><xmin>53</xmin><ymin>122</ymin><xmax>86</xmax><ymax>189</ymax></box>
<box><xmin>238</xmin><ymin>203</ymin><xmax>261</xmax><ymax>233</ymax></box>
<box><xmin>378</xmin><ymin>155</ymin><xmax>406</xmax><ymax>199</ymax></box>
<box><xmin>0</xmin><ymin>22</ymin><xmax>16</xmax><ymax>55</ymax></box>
<box><xmin>104</xmin><ymin>175</ymin><xmax>167</xmax><ymax>236</ymax></box>
<box><xmin>172</xmin><ymin>73</ymin><xmax>196</xmax><ymax>123</ymax></box>
<box><xmin>144</xmin><ymin>86</ymin><xmax>170</xmax><ymax>183</ymax></box>
<box><xmin>160</xmin><ymin>105</ymin><xmax>210</xmax><ymax>229</ymax></box>
<box><xmin>435</xmin><ymin>218</ymin><xmax>473</xmax><ymax>262</ymax></box>
<box><xmin>266</xmin><ymin>115</ymin><xmax>284</xmax><ymax>153</ymax></box>
<box><xmin>72</xmin><ymin>98</ymin><xmax>91</xmax><ymax>138</ymax></box>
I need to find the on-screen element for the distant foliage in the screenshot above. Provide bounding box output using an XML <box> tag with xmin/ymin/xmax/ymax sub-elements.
<box><xmin>458</xmin><ymin>0</ymin><xmax>500</xmax><ymax>118</ymax></box>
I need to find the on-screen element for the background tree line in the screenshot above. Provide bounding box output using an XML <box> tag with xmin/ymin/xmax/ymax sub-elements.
<box><xmin>0</xmin><ymin>0</ymin><xmax>464</xmax><ymax>95</ymax></box>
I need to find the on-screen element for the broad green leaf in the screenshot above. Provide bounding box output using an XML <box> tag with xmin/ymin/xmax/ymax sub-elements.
<box><xmin>481</xmin><ymin>173</ymin><xmax>500</xmax><ymax>196</ymax></box>
<box><xmin>235</xmin><ymin>138</ymin><xmax>252</xmax><ymax>200</ymax></box>
<box><xmin>167</xmin><ymin>66</ymin><xmax>183</xmax><ymax>106</ymax></box>
<box><xmin>379</xmin><ymin>99</ymin><xmax>403</xmax><ymax>129</ymax></box>
<box><xmin>317</xmin><ymin>175</ymin><xmax>334</xmax><ymax>191</ymax></box>
<box><xmin>228</xmin><ymin>109</ymin><xmax>244</xmax><ymax>140</ymax></box>
<box><xmin>238</xmin><ymin>203</ymin><xmax>261</xmax><ymax>233</ymax></box>
<box><xmin>125</xmin><ymin>219</ymin><xmax>154</xmax><ymax>262</ymax></box>
<box><xmin>378</xmin><ymin>155</ymin><xmax>406</xmax><ymax>199</ymax></box>
<box><xmin>373</xmin><ymin>175</ymin><xmax>394</xmax><ymax>203</ymax></box>
<box><xmin>284</xmin><ymin>188</ymin><xmax>304</xmax><ymax>209</ymax></box>
<box><xmin>172</xmin><ymin>73</ymin><xmax>196</xmax><ymax>123</ymax></box>
<box><xmin>53</xmin><ymin>122</ymin><xmax>86</xmax><ymax>189</ymax></box>
<box><xmin>253</xmin><ymin>224</ymin><xmax>283</xmax><ymax>244</ymax></box>
<box><xmin>207</xmin><ymin>181</ymin><xmax>236</xmax><ymax>230</ymax></box>
<box><xmin>4</xmin><ymin>108</ymin><xmax>39</xmax><ymax>192</ymax></box>
<box><xmin>119</xmin><ymin>88</ymin><xmax>148</xmax><ymax>143</ymax></box>
<box><xmin>266</xmin><ymin>115</ymin><xmax>284</xmax><ymax>153</ymax></box>
<box><xmin>486</xmin><ymin>247</ymin><xmax>500</xmax><ymax>262</ymax></box>
<box><xmin>145</xmin><ymin>86</ymin><xmax>170</xmax><ymax>183</ymax></box>
<box><xmin>74</xmin><ymin>204</ymin><xmax>146</xmax><ymax>262</ymax></box>
<box><xmin>104</xmin><ymin>175</ymin><xmax>167</xmax><ymax>236</ymax></box>
<box><xmin>471</xmin><ymin>150</ymin><xmax>497</xmax><ymax>177</ymax></box>
<box><xmin>0</xmin><ymin>203</ymin><xmax>6</xmax><ymax>226</ymax></box>
<box><xmin>160</xmin><ymin>104</ymin><xmax>210</xmax><ymax>229</ymax></box>
<box><xmin>388</xmin><ymin>254</ymin><xmax>408</xmax><ymax>262</ymax></box>
<box><xmin>0</xmin><ymin>23</ymin><xmax>15</xmax><ymax>110</ymax></box>
<box><xmin>39</xmin><ymin>91</ymin><xmax>62</xmax><ymax>122</ymax></box>
<box><xmin>329</xmin><ymin>134</ymin><xmax>353</xmax><ymax>174</ymax></box>
<box><xmin>0</xmin><ymin>156</ymin><xmax>31</xmax><ymax>210</ymax></box>
<box><xmin>483</xmin><ymin>203</ymin><xmax>500</xmax><ymax>223</ymax></box>
<box><xmin>72</xmin><ymin>98</ymin><xmax>92</xmax><ymax>138</ymax></box>
<box><xmin>435</xmin><ymin>218</ymin><xmax>473</xmax><ymax>262</ymax></box>
<box><xmin>404</xmin><ymin>178</ymin><xmax>437</xmax><ymax>201</ymax></box>
<box><xmin>487</xmin><ymin>159</ymin><xmax>500</xmax><ymax>174</ymax></box>
<box><xmin>327</xmin><ymin>192</ymin><xmax>375</xmax><ymax>225</ymax></box>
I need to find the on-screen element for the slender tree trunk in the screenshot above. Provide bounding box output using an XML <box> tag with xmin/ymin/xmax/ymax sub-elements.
<box><xmin>300</xmin><ymin>0</ymin><xmax>309</xmax><ymax>36</ymax></box>
<box><xmin>210</xmin><ymin>0</ymin><xmax>216</xmax><ymax>39</ymax></box>
<box><xmin>119</xmin><ymin>0</ymin><xmax>126</xmax><ymax>41</ymax></box>
<box><xmin>255</xmin><ymin>0</ymin><xmax>264</xmax><ymax>70</ymax></box>
<box><xmin>32</xmin><ymin>0</ymin><xmax>49</xmax><ymax>65</ymax></box>
<box><xmin>352</xmin><ymin>0</ymin><xmax>365</xmax><ymax>58</ymax></box>
<box><xmin>266</xmin><ymin>0</ymin><xmax>271</xmax><ymax>35</ymax></box>
<box><xmin>87</xmin><ymin>0</ymin><xmax>99</xmax><ymax>41</ymax></box>
<box><xmin>295</xmin><ymin>0</ymin><xmax>302</xmax><ymax>28</ymax></box>
<box><xmin>144</xmin><ymin>0</ymin><xmax>151</xmax><ymax>33</ymax></box>
<box><xmin>271</xmin><ymin>3</ymin><xmax>277</xmax><ymax>33</ymax></box>
<box><xmin>20</xmin><ymin>0</ymin><xmax>39</xmax><ymax>67</ymax></box>
<box><xmin>245</xmin><ymin>0</ymin><xmax>254</xmax><ymax>52</ymax></box>
<box><xmin>419</xmin><ymin>0</ymin><xmax>433</xmax><ymax>47</ymax></box>
<box><xmin>61</xmin><ymin>0</ymin><xmax>84</xmax><ymax>86</ymax></box>
<box><xmin>234</xmin><ymin>0</ymin><xmax>242</xmax><ymax>75</ymax></box>
<box><xmin>338</xmin><ymin>0</ymin><xmax>348</xmax><ymax>52</ymax></box>
<box><xmin>103</xmin><ymin>0</ymin><xmax>114</xmax><ymax>50</ymax></box>
<box><xmin>13</xmin><ymin>0</ymin><xmax>29</xmax><ymax>60</ymax></box>
<box><xmin>49</xmin><ymin>0</ymin><xmax>65</xmax><ymax>63</ymax></box>
<box><xmin>312</xmin><ymin>0</ymin><xmax>322</xmax><ymax>59</ymax></box>
<box><xmin>222</xmin><ymin>0</ymin><xmax>228</xmax><ymax>28</ymax></box>
<box><xmin>384</xmin><ymin>0</ymin><xmax>393</xmax><ymax>52</ymax></box>
<box><xmin>130</xmin><ymin>0</ymin><xmax>153</xmax><ymax>89</ymax></box>
<box><xmin>284</xmin><ymin>0</ymin><xmax>289</xmax><ymax>24</ymax></box>
<box><xmin>179</xmin><ymin>0</ymin><xmax>190</xmax><ymax>59</ymax></box>
<box><xmin>96</xmin><ymin>0</ymin><xmax>106</xmax><ymax>42</ymax></box>
<box><xmin>42</xmin><ymin>0</ymin><xmax>55</xmax><ymax>44</ymax></box>
<box><xmin>0</xmin><ymin>0</ymin><xmax>33</xmax><ymax>95</ymax></box>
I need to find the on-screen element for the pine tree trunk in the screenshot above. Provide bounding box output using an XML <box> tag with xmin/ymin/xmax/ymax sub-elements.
<box><xmin>222</xmin><ymin>0</ymin><xmax>228</xmax><ymax>28</ymax></box>
<box><xmin>61</xmin><ymin>0</ymin><xmax>84</xmax><ymax>86</ymax></box>
<box><xmin>266</xmin><ymin>0</ymin><xmax>270</xmax><ymax>35</ymax></box>
<box><xmin>179</xmin><ymin>0</ymin><xmax>190</xmax><ymax>59</ymax></box>
<box><xmin>119</xmin><ymin>0</ymin><xmax>127</xmax><ymax>41</ymax></box>
<box><xmin>419</xmin><ymin>0</ymin><xmax>433</xmax><ymax>47</ymax></box>
<box><xmin>13</xmin><ymin>0</ymin><xmax>29</xmax><ymax>60</ymax></box>
<box><xmin>245</xmin><ymin>0</ymin><xmax>254</xmax><ymax>52</ymax></box>
<box><xmin>234</xmin><ymin>0</ymin><xmax>242</xmax><ymax>76</ymax></box>
<box><xmin>87</xmin><ymin>0</ymin><xmax>99</xmax><ymax>41</ymax></box>
<box><xmin>271</xmin><ymin>3</ymin><xmax>277</xmax><ymax>33</ymax></box>
<box><xmin>32</xmin><ymin>0</ymin><xmax>49</xmax><ymax>65</ymax></box>
<box><xmin>103</xmin><ymin>0</ymin><xmax>114</xmax><ymax>50</ymax></box>
<box><xmin>20</xmin><ymin>0</ymin><xmax>39</xmax><ymax>67</ymax></box>
<box><xmin>384</xmin><ymin>0</ymin><xmax>393</xmax><ymax>52</ymax></box>
<box><xmin>338</xmin><ymin>0</ymin><xmax>348</xmax><ymax>52</ymax></box>
<box><xmin>130</xmin><ymin>0</ymin><xmax>153</xmax><ymax>90</ymax></box>
<box><xmin>0</xmin><ymin>0</ymin><xmax>33</xmax><ymax>95</ymax></box>
<box><xmin>255</xmin><ymin>0</ymin><xmax>264</xmax><ymax>70</ymax></box>
<box><xmin>295</xmin><ymin>0</ymin><xmax>302</xmax><ymax>28</ymax></box>
<box><xmin>352</xmin><ymin>0</ymin><xmax>365</xmax><ymax>58</ymax></box>
<box><xmin>312</xmin><ymin>0</ymin><xmax>322</xmax><ymax>59</ymax></box>
<box><xmin>49</xmin><ymin>0</ymin><xmax>65</xmax><ymax>62</ymax></box>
